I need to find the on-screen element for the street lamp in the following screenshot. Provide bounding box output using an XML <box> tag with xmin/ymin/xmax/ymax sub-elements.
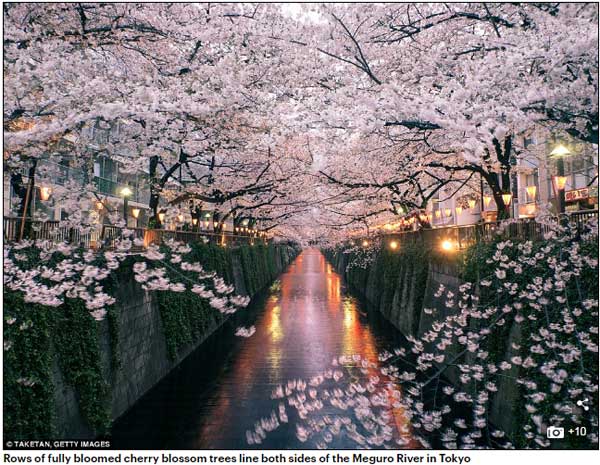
<box><xmin>120</xmin><ymin>186</ymin><xmax>133</xmax><ymax>224</ymax></box>
<box><xmin>550</xmin><ymin>141</ymin><xmax>572</xmax><ymax>214</ymax></box>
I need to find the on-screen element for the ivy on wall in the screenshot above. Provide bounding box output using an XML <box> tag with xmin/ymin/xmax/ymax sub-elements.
<box><xmin>4</xmin><ymin>242</ymin><xmax>296</xmax><ymax>440</ymax></box>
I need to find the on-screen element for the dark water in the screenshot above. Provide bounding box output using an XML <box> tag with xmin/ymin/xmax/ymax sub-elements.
<box><xmin>110</xmin><ymin>248</ymin><xmax>418</xmax><ymax>449</ymax></box>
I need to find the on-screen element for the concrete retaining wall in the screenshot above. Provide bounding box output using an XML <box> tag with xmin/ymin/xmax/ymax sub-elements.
<box><xmin>53</xmin><ymin>244</ymin><xmax>296</xmax><ymax>438</ymax></box>
<box><xmin>326</xmin><ymin>246</ymin><xmax>522</xmax><ymax>437</ymax></box>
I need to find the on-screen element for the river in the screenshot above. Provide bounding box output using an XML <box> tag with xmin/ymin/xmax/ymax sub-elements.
<box><xmin>110</xmin><ymin>248</ymin><xmax>419</xmax><ymax>449</ymax></box>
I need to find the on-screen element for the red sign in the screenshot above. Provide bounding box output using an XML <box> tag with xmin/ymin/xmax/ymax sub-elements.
<box><xmin>565</xmin><ymin>188</ymin><xmax>589</xmax><ymax>202</ymax></box>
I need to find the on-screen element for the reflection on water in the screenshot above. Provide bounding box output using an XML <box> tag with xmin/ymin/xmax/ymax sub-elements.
<box><xmin>110</xmin><ymin>249</ymin><xmax>417</xmax><ymax>449</ymax></box>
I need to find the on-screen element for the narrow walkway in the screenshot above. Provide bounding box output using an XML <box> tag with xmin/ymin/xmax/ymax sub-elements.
<box><xmin>111</xmin><ymin>249</ymin><xmax>417</xmax><ymax>449</ymax></box>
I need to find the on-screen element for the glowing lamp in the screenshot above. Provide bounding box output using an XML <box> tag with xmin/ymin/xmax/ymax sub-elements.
<box><xmin>441</xmin><ymin>240</ymin><xmax>454</xmax><ymax>252</ymax></box>
<box><xmin>96</xmin><ymin>201</ymin><xmax>104</xmax><ymax>210</ymax></box>
<box><xmin>214</xmin><ymin>221</ymin><xmax>218</xmax><ymax>228</ymax></box>
<box><xmin>131</xmin><ymin>208</ymin><xmax>140</xmax><ymax>219</ymax></box>
<box><xmin>120</xmin><ymin>186</ymin><xmax>133</xmax><ymax>197</ymax></box>
<box><xmin>550</xmin><ymin>144</ymin><xmax>571</xmax><ymax>158</ymax></box>
<box><xmin>435</xmin><ymin>210</ymin><xmax>441</xmax><ymax>219</ymax></box>
<box><xmin>204</xmin><ymin>220</ymin><xmax>209</xmax><ymax>228</ymax></box>
<box><xmin>483</xmin><ymin>195</ymin><xmax>492</xmax><ymax>208</ymax></box>
<box><xmin>158</xmin><ymin>212</ymin><xmax>165</xmax><ymax>222</ymax></box>
<box><xmin>468</xmin><ymin>199</ymin><xmax>476</xmax><ymax>209</ymax></box>
<box><xmin>526</xmin><ymin>185</ymin><xmax>537</xmax><ymax>201</ymax></box>
<box><xmin>39</xmin><ymin>186</ymin><xmax>52</xmax><ymax>201</ymax></box>
<box><xmin>444</xmin><ymin>208</ymin><xmax>452</xmax><ymax>218</ymax></box>
<box><xmin>455</xmin><ymin>206</ymin><xmax>463</xmax><ymax>216</ymax></box>
<box><xmin>552</xmin><ymin>175</ymin><xmax>568</xmax><ymax>192</ymax></box>
<box><xmin>502</xmin><ymin>193</ymin><xmax>513</xmax><ymax>206</ymax></box>
<box><xmin>389</xmin><ymin>240</ymin><xmax>398</xmax><ymax>251</ymax></box>
<box><xmin>362</xmin><ymin>240</ymin><xmax>369</xmax><ymax>247</ymax></box>
<box><xmin>192</xmin><ymin>218</ymin><xmax>198</xmax><ymax>226</ymax></box>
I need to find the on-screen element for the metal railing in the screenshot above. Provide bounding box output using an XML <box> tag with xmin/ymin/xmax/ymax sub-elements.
<box><xmin>365</xmin><ymin>210</ymin><xmax>599</xmax><ymax>250</ymax></box>
<box><xmin>4</xmin><ymin>217</ymin><xmax>266</xmax><ymax>250</ymax></box>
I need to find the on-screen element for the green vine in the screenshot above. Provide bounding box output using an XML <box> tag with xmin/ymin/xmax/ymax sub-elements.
<box><xmin>4</xmin><ymin>241</ymin><xmax>298</xmax><ymax>440</ymax></box>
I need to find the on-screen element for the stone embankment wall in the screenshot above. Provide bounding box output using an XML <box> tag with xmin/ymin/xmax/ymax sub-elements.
<box><xmin>324</xmin><ymin>243</ymin><xmax>522</xmax><ymax>437</ymax></box>
<box><xmin>51</xmin><ymin>243</ymin><xmax>298</xmax><ymax>439</ymax></box>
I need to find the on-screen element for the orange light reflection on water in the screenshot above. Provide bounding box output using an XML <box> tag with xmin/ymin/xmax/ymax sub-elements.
<box><xmin>193</xmin><ymin>248</ymin><xmax>418</xmax><ymax>448</ymax></box>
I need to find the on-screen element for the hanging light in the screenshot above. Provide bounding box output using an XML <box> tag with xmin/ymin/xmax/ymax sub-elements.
<box><xmin>192</xmin><ymin>218</ymin><xmax>198</xmax><ymax>226</ymax></box>
<box><xmin>362</xmin><ymin>240</ymin><xmax>369</xmax><ymax>247</ymax></box>
<box><xmin>389</xmin><ymin>240</ymin><xmax>398</xmax><ymax>250</ymax></box>
<box><xmin>483</xmin><ymin>195</ymin><xmax>492</xmax><ymax>208</ymax></box>
<box><xmin>131</xmin><ymin>208</ymin><xmax>141</xmax><ymax>219</ymax></box>
<box><xmin>435</xmin><ymin>210</ymin><xmax>441</xmax><ymax>219</ymax></box>
<box><xmin>204</xmin><ymin>220</ymin><xmax>209</xmax><ymax>228</ymax></box>
<box><xmin>502</xmin><ymin>192</ymin><xmax>513</xmax><ymax>206</ymax></box>
<box><xmin>552</xmin><ymin>175</ymin><xmax>568</xmax><ymax>192</ymax></box>
<box><xmin>39</xmin><ymin>186</ymin><xmax>52</xmax><ymax>201</ymax></box>
<box><xmin>214</xmin><ymin>221</ymin><xmax>218</xmax><ymax>228</ymax></box>
<box><xmin>468</xmin><ymin>199</ymin><xmax>476</xmax><ymax>209</ymax></box>
<box><xmin>444</xmin><ymin>208</ymin><xmax>452</xmax><ymax>217</ymax></box>
<box><xmin>526</xmin><ymin>185</ymin><xmax>537</xmax><ymax>201</ymax></box>
<box><xmin>158</xmin><ymin>212</ymin><xmax>166</xmax><ymax>222</ymax></box>
<box><xmin>455</xmin><ymin>206</ymin><xmax>463</xmax><ymax>216</ymax></box>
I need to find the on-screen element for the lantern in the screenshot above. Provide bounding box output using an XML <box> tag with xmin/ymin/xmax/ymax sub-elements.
<box><xmin>39</xmin><ymin>186</ymin><xmax>52</xmax><ymax>201</ymax></box>
<box><xmin>455</xmin><ymin>206</ymin><xmax>463</xmax><ymax>216</ymax></box>
<box><xmin>483</xmin><ymin>195</ymin><xmax>492</xmax><ymax>208</ymax></box>
<box><xmin>502</xmin><ymin>193</ymin><xmax>513</xmax><ymax>206</ymax></box>
<box><xmin>444</xmin><ymin>208</ymin><xmax>452</xmax><ymax>217</ymax></box>
<box><xmin>467</xmin><ymin>199</ymin><xmax>476</xmax><ymax>209</ymax></box>
<box><xmin>552</xmin><ymin>175</ymin><xmax>568</xmax><ymax>192</ymax></box>
<box><xmin>526</xmin><ymin>185</ymin><xmax>537</xmax><ymax>201</ymax></box>
<box><xmin>158</xmin><ymin>212</ymin><xmax>166</xmax><ymax>222</ymax></box>
<box><xmin>131</xmin><ymin>208</ymin><xmax>140</xmax><ymax>219</ymax></box>
<box><xmin>389</xmin><ymin>240</ymin><xmax>398</xmax><ymax>250</ymax></box>
<box><xmin>435</xmin><ymin>210</ymin><xmax>441</xmax><ymax>219</ymax></box>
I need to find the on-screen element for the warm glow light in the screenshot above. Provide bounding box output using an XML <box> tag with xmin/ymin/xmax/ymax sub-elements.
<box><xmin>192</xmin><ymin>218</ymin><xmax>198</xmax><ymax>225</ymax></box>
<box><xmin>444</xmin><ymin>208</ymin><xmax>452</xmax><ymax>217</ymax></box>
<box><xmin>389</xmin><ymin>240</ymin><xmax>398</xmax><ymax>250</ymax></box>
<box><xmin>441</xmin><ymin>240</ymin><xmax>454</xmax><ymax>252</ymax></box>
<box><xmin>131</xmin><ymin>208</ymin><xmax>140</xmax><ymax>219</ymax></box>
<box><xmin>362</xmin><ymin>240</ymin><xmax>369</xmax><ymax>247</ymax></box>
<box><xmin>158</xmin><ymin>212</ymin><xmax>166</xmax><ymax>222</ymax></box>
<box><xmin>435</xmin><ymin>210</ymin><xmax>441</xmax><ymax>219</ymax></box>
<box><xmin>552</xmin><ymin>175</ymin><xmax>568</xmax><ymax>191</ymax></box>
<box><xmin>177</xmin><ymin>214</ymin><xmax>184</xmax><ymax>222</ymax></box>
<box><xmin>455</xmin><ymin>206</ymin><xmax>463</xmax><ymax>216</ymax></box>
<box><xmin>39</xmin><ymin>186</ymin><xmax>52</xmax><ymax>201</ymax></box>
<box><xmin>214</xmin><ymin>221</ymin><xmax>218</xmax><ymax>227</ymax></box>
<box><xmin>483</xmin><ymin>195</ymin><xmax>492</xmax><ymax>208</ymax></box>
<box><xmin>96</xmin><ymin>201</ymin><xmax>104</xmax><ymax>210</ymax></box>
<box><xmin>468</xmin><ymin>199</ymin><xmax>476</xmax><ymax>209</ymax></box>
<box><xmin>419</xmin><ymin>214</ymin><xmax>427</xmax><ymax>222</ymax></box>
<box><xmin>526</xmin><ymin>185</ymin><xmax>537</xmax><ymax>201</ymax></box>
<box><xmin>502</xmin><ymin>193</ymin><xmax>513</xmax><ymax>206</ymax></box>
<box><xmin>550</xmin><ymin>144</ymin><xmax>571</xmax><ymax>157</ymax></box>
<box><xmin>120</xmin><ymin>186</ymin><xmax>133</xmax><ymax>197</ymax></box>
<box><xmin>204</xmin><ymin>220</ymin><xmax>209</xmax><ymax>227</ymax></box>
<box><xmin>384</xmin><ymin>223</ymin><xmax>393</xmax><ymax>230</ymax></box>
<box><xmin>526</xmin><ymin>203</ymin><xmax>537</xmax><ymax>215</ymax></box>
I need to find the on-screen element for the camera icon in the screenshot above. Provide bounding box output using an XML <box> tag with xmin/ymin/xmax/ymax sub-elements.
<box><xmin>547</xmin><ymin>426</ymin><xmax>565</xmax><ymax>439</ymax></box>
